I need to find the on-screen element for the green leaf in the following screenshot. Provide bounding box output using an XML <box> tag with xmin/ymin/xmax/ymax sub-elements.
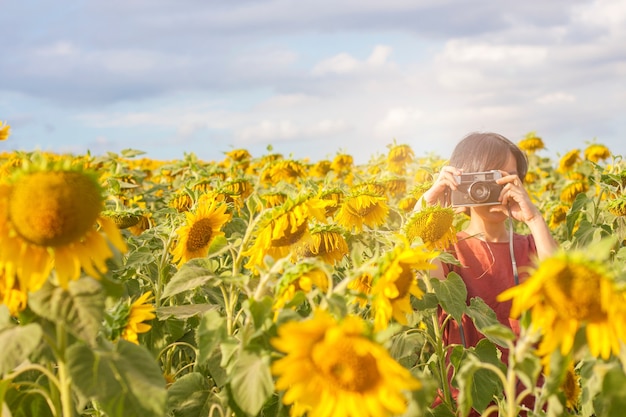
<box><xmin>120</xmin><ymin>148</ymin><xmax>147</xmax><ymax>158</ymax></box>
<box><xmin>196</xmin><ymin>310</ymin><xmax>228</xmax><ymax>365</ymax></box>
<box><xmin>162</xmin><ymin>264</ymin><xmax>218</xmax><ymax>299</ymax></box>
<box><xmin>0</xmin><ymin>322</ymin><xmax>42</xmax><ymax>375</ymax></box>
<box><xmin>228</xmin><ymin>351</ymin><xmax>274</xmax><ymax>417</ymax></box>
<box><xmin>431</xmin><ymin>272</ymin><xmax>467</xmax><ymax>323</ymax></box>
<box><xmin>247</xmin><ymin>297</ymin><xmax>274</xmax><ymax>331</ymax></box>
<box><xmin>467</xmin><ymin>298</ymin><xmax>514</xmax><ymax>347</ymax></box>
<box><xmin>455</xmin><ymin>340</ymin><xmax>504</xmax><ymax>416</ymax></box>
<box><xmin>166</xmin><ymin>372</ymin><xmax>221</xmax><ymax>417</ymax></box>
<box><xmin>156</xmin><ymin>304</ymin><xmax>218</xmax><ymax>320</ymax></box>
<box><xmin>28</xmin><ymin>278</ymin><xmax>104</xmax><ymax>343</ymax></box>
<box><xmin>67</xmin><ymin>340</ymin><xmax>167</xmax><ymax>417</ymax></box>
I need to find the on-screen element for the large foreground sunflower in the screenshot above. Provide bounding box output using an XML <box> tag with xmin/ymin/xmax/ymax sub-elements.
<box><xmin>0</xmin><ymin>164</ymin><xmax>127</xmax><ymax>291</ymax></box>
<box><xmin>271</xmin><ymin>310</ymin><xmax>421</xmax><ymax>417</ymax></box>
<box><xmin>498</xmin><ymin>250</ymin><xmax>626</xmax><ymax>362</ymax></box>
<box><xmin>170</xmin><ymin>198</ymin><xmax>231</xmax><ymax>267</ymax></box>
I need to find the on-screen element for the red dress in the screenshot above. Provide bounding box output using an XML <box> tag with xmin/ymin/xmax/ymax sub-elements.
<box><xmin>434</xmin><ymin>231</ymin><xmax>538</xmax><ymax>416</ymax></box>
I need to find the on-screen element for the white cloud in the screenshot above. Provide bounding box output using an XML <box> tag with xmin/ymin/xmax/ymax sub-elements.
<box><xmin>535</xmin><ymin>92</ymin><xmax>576</xmax><ymax>104</ymax></box>
<box><xmin>312</xmin><ymin>44</ymin><xmax>393</xmax><ymax>75</ymax></box>
<box><xmin>375</xmin><ymin>107</ymin><xmax>424</xmax><ymax>133</ymax></box>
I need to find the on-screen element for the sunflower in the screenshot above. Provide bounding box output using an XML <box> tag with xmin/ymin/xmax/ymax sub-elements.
<box><xmin>102</xmin><ymin>210</ymin><xmax>142</xmax><ymax>229</ymax></box>
<box><xmin>262</xmin><ymin>159</ymin><xmax>307</xmax><ymax>185</ymax></box>
<box><xmin>560</xmin><ymin>181</ymin><xmax>588</xmax><ymax>203</ymax></box>
<box><xmin>128</xmin><ymin>212</ymin><xmax>155</xmax><ymax>236</ymax></box>
<box><xmin>347</xmin><ymin>272</ymin><xmax>373</xmax><ymax>308</ymax></box>
<box><xmin>295</xmin><ymin>225</ymin><xmax>349</xmax><ymax>265</ymax></box>
<box><xmin>271</xmin><ymin>310</ymin><xmax>422</xmax><ymax>417</ymax></box>
<box><xmin>273</xmin><ymin>263</ymin><xmax>330</xmax><ymax>313</ymax></box>
<box><xmin>498</xmin><ymin>251</ymin><xmax>626</xmax><ymax>362</ymax></box>
<box><xmin>121</xmin><ymin>291</ymin><xmax>156</xmax><ymax>345</ymax></box>
<box><xmin>548</xmin><ymin>205</ymin><xmax>569</xmax><ymax>229</ymax></box>
<box><xmin>557</xmin><ymin>149</ymin><xmax>581</xmax><ymax>173</ymax></box>
<box><xmin>371</xmin><ymin>238</ymin><xmax>437</xmax><ymax>331</ymax></box>
<box><xmin>518</xmin><ymin>132</ymin><xmax>545</xmax><ymax>153</ymax></box>
<box><xmin>404</xmin><ymin>205</ymin><xmax>457</xmax><ymax>250</ymax></box>
<box><xmin>169</xmin><ymin>192</ymin><xmax>194</xmax><ymax>212</ymax></box>
<box><xmin>309</xmin><ymin>160</ymin><xmax>332</xmax><ymax>178</ymax></box>
<box><xmin>330</xmin><ymin>153</ymin><xmax>353</xmax><ymax>173</ymax></box>
<box><xmin>0</xmin><ymin>267</ymin><xmax>28</xmax><ymax>316</ymax></box>
<box><xmin>0</xmin><ymin>121</ymin><xmax>10</xmax><ymax>141</ymax></box>
<box><xmin>335</xmin><ymin>192</ymin><xmax>390</xmax><ymax>232</ymax></box>
<box><xmin>170</xmin><ymin>199</ymin><xmax>231</xmax><ymax>267</ymax></box>
<box><xmin>584</xmin><ymin>144</ymin><xmax>611</xmax><ymax>163</ymax></box>
<box><xmin>383</xmin><ymin>177</ymin><xmax>407</xmax><ymax>198</ymax></box>
<box><xmin>0</xmin><ymin>166</ymin><xmax>127</xmax><ymax>291</ymax></box>
<box><xmin>225</xmin><ymin>148</ymin><xmax>252</xmax><ymax>163</ymax></box>
<box><xmin>387</xmin><ymin>143</ymin><xmax>414</xmax><ymax>174</ymax></box>
<box><xmin>607</xmin><ymin>196</ymin><xmax>626</xmax><ymax>217</ymax></box>
<box><xmin>261</xmin><ymin>191</ymin><xmax>288</xmax><ymax>208</ymax></box>
<box><xmin>242</xmin><ymin>195</ymin><xmax>328</xmax><ymax>270</ymax></box>
<box><xmin>562</xmin><ymin>362</ymin><xmax>581</xmax><ymax>410</ymax></box>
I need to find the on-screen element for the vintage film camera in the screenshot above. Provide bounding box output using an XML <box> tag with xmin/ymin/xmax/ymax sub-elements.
<box><xmin>450</xmin><ymin>170</ymin><xmax>503</xmax><ymax>207</ymax></box>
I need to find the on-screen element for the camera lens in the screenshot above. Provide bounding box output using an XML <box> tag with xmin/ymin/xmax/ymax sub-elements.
<box><xmin>468</xmin><ymin>181</ymin><xmax>491</xmax><ymax>203</ymax></box>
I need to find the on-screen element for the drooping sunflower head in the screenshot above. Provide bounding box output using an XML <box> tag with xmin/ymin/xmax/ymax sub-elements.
<box><xmin>352</xmin><ymin>181</ymin><xmax>387</xmax><ymax>197</ymax></box>
<box><xmin>225</xmin><ymin>148</ymin><xmax>252</xmax><ymax>163</ymax></box>
<box><xmin>558</xmin><ymin>149</ymin><xmax>581</xmax><ymax>173</ymax></box>
<box><xmin>262</xmin><ymin>159</ymin><xmax>307</xmax><ymax>186</ymax></box>
<box><xmin>271</xmin><ymin>310</ymin><xmax>421</xmax><ymax>417</ymax></box>
<box><xmin>334</xmin><ymin>192</ymin><xmax>390</xmax><ymax>232</ymax></box>
<box><xmin>347</xmin><ymin>271</ymin><xmax>374</xmax><ymax>308</ymax></box>
<box><xmin>272</xmin><ymin>262</ymin><xmax>331</xmax><ymax>313</ymax></box>
<box><xmin>295</xmin><ymin>224</ymin><xmax>349</xmax><ymax>265</ymax></box>
<box><xmin>498</xmin><ymin>250</ymin><xmax>626</xmax><ymax>361</ymax></box>
<box><xmin>309</xmin><ymin>160</ymin><xmax>332</xmax><ymax>178</ymax></box>
<box><xmin>169</xmin><ymin>192</ymin><xmax>194</xmax><ymax>213</ymax></box>
<box><xmin>387</xmin><ymin>143</ymin><xmax>414</xmax><ymax>173</ymax></box>
<box><xmin>584</xmin><ymin>143</ymin><xmax>611</xmax><ymax>163</ymax></box>
<box><xmin>404</xmin><ymin>205</ymin><xmax>457</xmax><ymax>250</ymax></box>
<box><xmin>242</xmin><ymin>195</ymin><xmax>329</xmax><ymax>270</ymax></box>
<box><xmin>102</xmin><ymin>210</ymin><xmax>142</xmax><ymax>229</ymax></box>
<box><xmin>548</xmin><ymin>204</ymin><xmax>569</xmax><ymax>229</ymax></box>
<box><xmin>518</xmin><ymin>131</ymin><xmax>545</xmax><ymax>153</ymax></box>
<box><xmin>607</xmin><ymin>196</ymin><xmax>626</xmax><ymax>217</ymax></box>
<box><xmin>560</xmin><ymin>180</ymin><xmax>589</xmax><ymax>203</ymax></box>
<box><xmin>330</xmin><ymin>153</ymin><xmax>353</xmax><ymax>174</ymax></box>
<box><xmin>319</xmin><ymin>188</ymin><xmax>344</xmax><ymax>217</ymax></box>
<box><xmin>383</xmin><ymin>177</ymin><xmax>407</xmax><ymax>198</ymax></box>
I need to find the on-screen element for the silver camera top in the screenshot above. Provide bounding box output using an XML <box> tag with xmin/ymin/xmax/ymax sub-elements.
<box><xmin>451</xmin><ymin>170</ymin><xmax>504</xmax><ymax>207</ymax></box>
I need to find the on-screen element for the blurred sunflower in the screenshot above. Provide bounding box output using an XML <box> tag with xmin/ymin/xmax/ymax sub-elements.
<box><xmin>562</xmin><ymin>362</ymin><xmax>581</xmax><ymax>411</ymax></box>
<box><xmin>330</xmin><ymin>153</ymin><xmax>353</xmax><ymax>173</ymax></box>
<box><xmin>404</xmin><ymin>205</ymin><xmax>457</xmax><ymax>250</ymax></box>
<box><xmin>309</xmin><ymin>160</ymin><xmax>332</xmax><ymax>178</ymax></box>
<box><xmin>335</xmin><ymin>192</ymin><xmax>389</xmax><ymax>232</ymax></box>
<box><xmin>262</xmin><ymin>159</ymin><xmax>307</xmax><ymax>186</ymax></box>
<box><xmin>387</xmin><ymin>143</ymin><xmax>414</xmax><ymax>174</ymax></box>
<box><xmin>169</xmin><ymin>192</ymin><xmax>194</xmax><ymax>212</ymax></box>
<box><xmin>584</xmin><ymin>143</ymin><xmax>611</xmax><ymax>163</ymax></box>
<box><xmin>498</xmin><ymin>251</ymin><xmax>626</xmax><ymax>362</ymax></box>
<box><xmin>560</xmin><ymin>181</ymin><xmax>588</xmax><ymax>203</ymax></box>
<box><xmin>273</xmin><ymin>263</ymin><xmax>330</xmax><ymax>313</ymax></box>
<box><xmin>243</xmin><ymin>195</ymin><xmax>328</xmax><ymax>270</ymax></box>
<box><xmin>518</xmin><ymin>132</ymin><xmax>545</xmax><ymax>153</ymax></box>
<box><xmin>371</xmin><ymin>239</ymin><xmax>437</xmax><ymax>331</ymax></box>
<box><xmin>261</xmin><ymin>191</ymin><xmax>288</xmax><ymax>208</ymax></box>
<box><xmin>548</xmin><ymin>204</ymin><xmax>569</xmax><ymax>229</ymax></box>
<box><xmin>0</xmin><ymin>267</ymin><xmax>28</xmax><ymax>316</ymax></box>
<box><xmin>121</xmin><ymin>291</ymin><xmax>156</xmax><ymax>345</ymax></box>
<box><xmin>128</xmin><ymin>212</ymin><xmax>155</xmax><ymax>236</ymax></box>
<box><xmin>347</xmin><ymin>272</ymin><xmax>373</xmax><ymax>308</ymax></box>
<box><xmin>353</xmin><ymin>181</ymin><xmax>386</xmax><ymax>197</ymax></box>
<box><xmin>607</xmin><ymin>196</ymin><xmax>626</xmax><ymax>217</ymax></box>
<box><xmin>0</xmin><ymin>121</ymin><xmax>10</xmax><ymax>141</ymax></box>
<box><xmin>170</xmin><ymin>199</ymin><xmax>231</xmax><ymax>267</ymax></box>
<box><xmin>271</xmin><ymin>310</ymin><xmax>421</xmax><ymax>417</ymax></box>
<box><xmin>102</xmin><ymin>210</ymin><xmax>142</xmax><ymax>229</ymax></box>
<box><xmin>557</xmin><ymin>149</ymin><xmax>581</xmax><ymax>173</ymax></box>
<box><xmin>295</xmin><ymin>225</ymin><xmax>349</xmax><ymax>265</ymax></box>
<box><xmin>0</xmin><ymin>165</ymin><xmax>127</xmax><ymax>291</ymax></box>
<box><xmin>383</xmin><ymin>177</ymin><xmax>407</xmax><ymax>198</ymax></box>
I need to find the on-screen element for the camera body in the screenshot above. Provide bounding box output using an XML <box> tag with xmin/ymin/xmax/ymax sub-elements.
<box><xmin>451</xmin><ymin>170</ymin><xmax>503</xmax><ymax>207</ymax></box>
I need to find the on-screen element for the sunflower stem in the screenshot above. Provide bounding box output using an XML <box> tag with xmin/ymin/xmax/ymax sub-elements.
<box><xmin>55</xmin><ymin>323</ymin><xmax>75</xmax><ymax>417</ymax></box>
<box><xmin>421</xmin><ymin>272</ymin><xmax>454</xmax><ymax>407</ymax></box>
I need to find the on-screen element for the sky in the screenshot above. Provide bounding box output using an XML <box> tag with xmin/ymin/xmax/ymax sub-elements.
<box><xmin>1</xmin><ymin>0</ymin><xmax>625</xmax><ymax>165</ymax></box>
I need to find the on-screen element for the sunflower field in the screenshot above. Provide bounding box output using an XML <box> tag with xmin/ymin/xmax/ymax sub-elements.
<box><xmin>1</xmin><ymin>127</ymin><xmax>626</xmax><ymax>417</ymax></box>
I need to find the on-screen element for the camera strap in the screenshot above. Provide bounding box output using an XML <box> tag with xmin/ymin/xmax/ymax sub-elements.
<box><xmin>507</xmin><ymin>204</ymin><xmax>520</xmax><ymax>286</ymax></box>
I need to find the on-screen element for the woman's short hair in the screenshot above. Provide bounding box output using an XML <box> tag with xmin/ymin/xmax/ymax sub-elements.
<box><xmin>449</xmin><ymin>132</ymin><xmax>528</xmax><ymax>181</ymax></box>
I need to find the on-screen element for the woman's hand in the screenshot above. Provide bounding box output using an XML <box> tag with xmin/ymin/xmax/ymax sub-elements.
<box><xmin>419</xmin><ymin>166</ymin><xmax>463</xmax><ymax>207</ymax></box>
<box><xmin>497</xmin><ymin>173</ymin><xmax>542</xmax><ymax>223</ymax></box>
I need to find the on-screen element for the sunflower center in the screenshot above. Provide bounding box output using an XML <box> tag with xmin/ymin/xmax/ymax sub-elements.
<box><xmin>312</xmin><ymin>337</ymin><xmax>380</xmax><ymax>392</ymax></box>
<box><xmin>186</xmin><ymin>218</ymin><xmax>215</xmax><ymax>251</ymax></box>
<box><xmin>543</xmin><ymin>264</ymin><xmax>606</xmax><ymax>322</ymax></box>
<box><xmin>9</xmin><ymin>171</ymin><xmax>103</xmax><ymax>247</ymax></box>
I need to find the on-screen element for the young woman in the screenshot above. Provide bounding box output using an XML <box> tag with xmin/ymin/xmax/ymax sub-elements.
<box><xmin>417</xmin><ymin>132</ymin><xmax>558</xmax><ymax>414</ymax></box>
